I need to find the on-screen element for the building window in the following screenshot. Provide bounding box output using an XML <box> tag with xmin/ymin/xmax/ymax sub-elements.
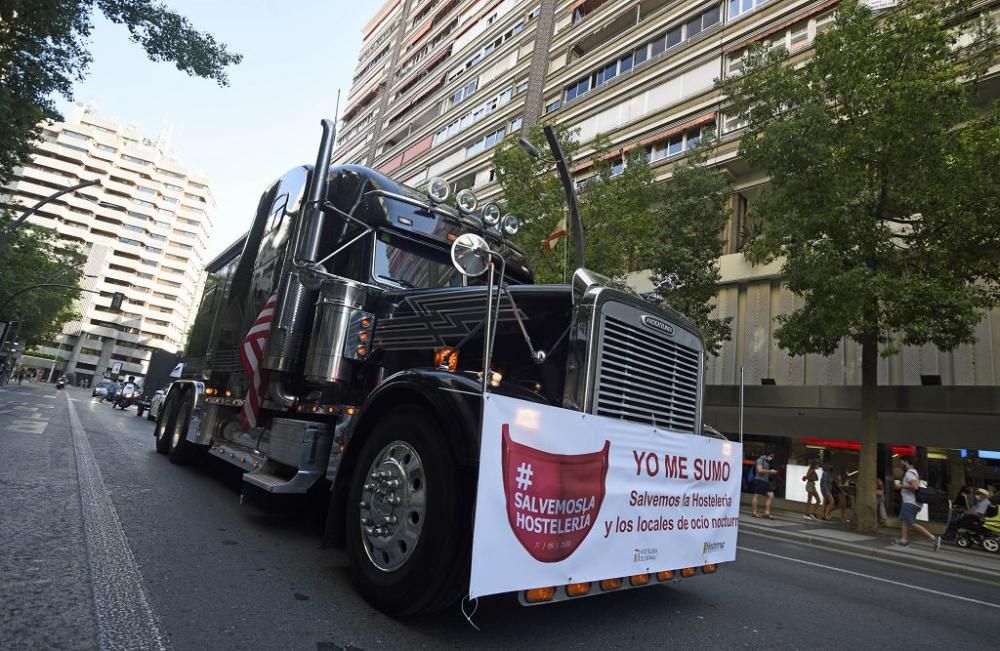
<box><xmin>648</xmin><ymin>124</ymin><xmax>714</xmax><ymax>162</ymax></box>
<box><xmin>728</xmin><ymin>0</ymin><xmax>772</xmax><ymax>22</ymax></box>
<box><xmin>565</xmin><ymin>5</ymin><xmax>722</xmax><ymax>106</ymax></box>
<box><xmin>465</xmin><ymin>126</ymin><xmax>506</xmax><ymax>159</ymax></box>
<box><xmin>545</xmin><ymin>99</ymin><xmax>562</xmax><ymax>113</ymax></box>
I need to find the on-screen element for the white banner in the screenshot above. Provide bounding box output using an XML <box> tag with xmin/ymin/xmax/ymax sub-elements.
<box><xmin>470</xmin><ymin>394</ymin><xmax>741</xmax><ymax>599</ymax></box>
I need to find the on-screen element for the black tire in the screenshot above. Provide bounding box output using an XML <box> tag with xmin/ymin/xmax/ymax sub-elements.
<box><xmin>345</xmin><ymin>406</ymin><xmax>471</xmax><ymax>617</ymax></box>
<box><xmin>956</xmin><ymin>536</ymin><xmax>970</xmax><ymax>548</ymax></box>
<box><xmin>154</xmin><ymin>391</ymin><xmax>179</xmax><ymax>455</ymax></box>
<box><xmin>146</xmin><ymin>409</ymin><xmax>155</xmax><ymax>422</ymax></box>
<box><xmin>168</xmin><ymin>390</ymin><xmax>201</xmax><ymax>465</ymax></box>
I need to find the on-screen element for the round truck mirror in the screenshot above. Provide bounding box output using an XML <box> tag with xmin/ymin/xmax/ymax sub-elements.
<box><xmin>450</xmin><ymin>233</ymin><xmax>491</xmax><ymax>277</ymax></box>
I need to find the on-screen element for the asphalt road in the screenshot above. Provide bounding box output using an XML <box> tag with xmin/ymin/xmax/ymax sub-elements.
<box><xmin>1</xmin><ymin>382</ymin><xmax>997</xmax><ymax>650</ymax></box>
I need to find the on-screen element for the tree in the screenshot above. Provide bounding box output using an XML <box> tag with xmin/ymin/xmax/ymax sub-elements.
<box><xmin>0</xmin><ymin>216</ymin><xmax>87</xmax><ymax>344</ymax></box>
<box><xmin>647</xmin><ymin>151</ymin><xmax>732</xmax><ymax>355</ymax></box>
<box><xmin>0</xmin><ymin>1</ymin><xmax>242</xmax><ymax>185</ymax></box>
<box><xmin>718</xmin><ymin>0</ymin><xmax>1000</xmax><ymax>533</ymax></box>
<box><xmin>493</xmin><ymin>125</ymin><xmax>732</xmax><ymax>353</ymax></box>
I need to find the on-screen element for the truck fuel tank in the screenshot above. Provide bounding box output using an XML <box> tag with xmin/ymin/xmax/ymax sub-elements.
<box><xmin>305</xmin><ymin>277</ymin><xmax>375</xmax><ymax>384</ymax></box>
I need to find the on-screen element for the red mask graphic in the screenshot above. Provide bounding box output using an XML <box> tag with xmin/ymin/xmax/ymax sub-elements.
<box><xmin>502</xmin><ymin>424</ymin><xmax>610</xmax><ymax>563</ymax></box>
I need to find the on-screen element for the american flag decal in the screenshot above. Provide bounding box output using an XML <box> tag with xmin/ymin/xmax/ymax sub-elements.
<box><xmin>240</xmin><ymin>292</ymin><xmax>277</xmax><ymax>431</ymax></box>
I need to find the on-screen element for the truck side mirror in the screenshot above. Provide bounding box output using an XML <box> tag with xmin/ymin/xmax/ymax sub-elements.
<box><xmin>450</xmin><ymin>233</ymin><xmax>491</xmax><ymax>277</ymax></box>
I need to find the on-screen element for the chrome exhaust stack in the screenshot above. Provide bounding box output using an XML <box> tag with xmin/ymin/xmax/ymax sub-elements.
<box><xmin>265</xmin><ymin>119</ymin><xmax>336</xmax><ymax>373</ymax></box>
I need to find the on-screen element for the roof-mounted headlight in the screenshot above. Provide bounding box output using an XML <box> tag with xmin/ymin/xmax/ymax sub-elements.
<box><xmin>456</xmin><ymin>188</ymin><xmax>478</xmax><ymax>214</ymax></box>
<box><xmin>502</xmin><ymin>214</ymin><xmax>520</xmax><ymax>236</ymax></box>
<box><xmin>482</xmin><ymin>202</ymin><xmax>501</xmax><ymax>226</ymax></box>
<box><xmin>427</xmin><ymin>177</ymin><xmax>449</xmax><ymax>203</ymax></box>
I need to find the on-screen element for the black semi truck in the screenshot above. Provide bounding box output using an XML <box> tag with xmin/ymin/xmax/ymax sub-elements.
<box><xmin>154</xmin><ymin>119</ymin><xmax>708</xmax><ymax>615</ymax></box>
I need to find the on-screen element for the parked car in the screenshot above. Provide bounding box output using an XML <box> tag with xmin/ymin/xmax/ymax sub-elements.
<box><xmin>91</xmin><ymin>379</ymin><xmax>115</xmax><ymax>398</ymax></box>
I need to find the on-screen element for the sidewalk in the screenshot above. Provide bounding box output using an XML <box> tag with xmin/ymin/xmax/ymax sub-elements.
<box><xmin>738</xmin><ymin>498</ymin><xmax>1000</xmax><ymax>585</ymax></box>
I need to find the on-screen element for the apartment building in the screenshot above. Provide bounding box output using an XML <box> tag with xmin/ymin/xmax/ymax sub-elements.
<box><xmin>337</xmin><ymin>1</ymin><xmax>1000</xmax><ymax>493</ymax></box>
<box><xmin>0</xmin><ymin>103</ymin><xmax>215</xmax><ymax>386</ymax></box>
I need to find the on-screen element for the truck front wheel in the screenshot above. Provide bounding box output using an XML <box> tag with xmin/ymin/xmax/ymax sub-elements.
<box><xmin>346</xmin><ymin>406</ymin><xmax>469</xmax><ymax>616</ymax></box>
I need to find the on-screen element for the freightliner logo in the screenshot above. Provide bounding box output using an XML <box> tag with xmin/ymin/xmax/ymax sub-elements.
<box><xmin>640</xmin><ymin>315</ymin><xmax>674</xmax><ymax>336</ymax></box>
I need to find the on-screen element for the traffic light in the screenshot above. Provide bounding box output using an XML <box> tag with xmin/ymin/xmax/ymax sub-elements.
<box><xmin>110</xmin><ymin>292</ymin><xmax>125</xmax><ymax>311</ymax></box>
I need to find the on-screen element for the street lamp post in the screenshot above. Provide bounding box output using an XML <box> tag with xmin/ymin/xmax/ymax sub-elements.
<box><xmin>0</xmin><ymin>179</ymin><xmax>101</xmax><ymax>255</ymax></box>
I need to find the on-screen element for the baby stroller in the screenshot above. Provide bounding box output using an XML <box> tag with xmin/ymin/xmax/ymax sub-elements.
<box><xmin>955</xmin><ymin>503</ymin><xmax>1000</xmax><ymax>553</ymax></box>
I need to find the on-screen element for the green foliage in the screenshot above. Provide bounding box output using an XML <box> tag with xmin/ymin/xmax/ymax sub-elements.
<box><xmin>0</xmin><ymin>214</ymin><xmax>86</xmax><ymax>343</ymax></box>
<box><xmin>648</xmin><ymin>150</ymin><xmax>732</xmax><ymax>355</ymax></box>
<box><xmin>492</xmin><ymin>125</ymin><xmax>732</xmax><ymax>353</ymax></box>
<box><xmin>0</xmin><ymin>0</ymin><xmax>242</xmax><ymax>185</ymax></box>
<box><xmin>718</xmin><ymin>0</ymin><xmax>1000</xmax><ymax>357</ymax></box>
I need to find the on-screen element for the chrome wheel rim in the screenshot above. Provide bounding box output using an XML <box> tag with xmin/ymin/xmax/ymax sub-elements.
<box><xmin>984</xmin><ymin>538</ymin><xmax>999</xmax><ymax>553</ymax></box>
<box><xmin>359</xmin><ymin>440</ymin><xmax>426</xmax><ymax>572</ymax></box>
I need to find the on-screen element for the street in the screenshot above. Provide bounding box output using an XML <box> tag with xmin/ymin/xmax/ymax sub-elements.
<box><xmin>1</xmin><ymin>383</ymin><xmax>997</xmax><ymax>651</ymax></box>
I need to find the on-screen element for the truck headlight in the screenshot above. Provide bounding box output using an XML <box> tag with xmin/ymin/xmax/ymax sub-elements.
<box><xmin>427</xmin><ymin>177</ymin><xmax>449</xmax><ymax>203</ymax></box>
<box><xmin>456</xmin><ymin>188</ymin><xmax>477</xmax><ymax>213</ymax></box>
<box><xmin>482</xmin><ymin>202</ymin><xmax>501</xmax><ymax>226</ymax></box>
<box><xmin>502</xmin><ymin>214</ymin><xmax>520</xmax><ymax>236</ymax></box>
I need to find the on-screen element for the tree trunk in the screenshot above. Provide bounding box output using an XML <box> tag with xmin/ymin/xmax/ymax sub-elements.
<box><xmin>855</xmin><ymin>329</ymin><xmax>880</xmax><ymax>534</ymax></box>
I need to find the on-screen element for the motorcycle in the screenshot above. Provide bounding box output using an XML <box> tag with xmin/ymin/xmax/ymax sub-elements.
<box><xmin>114</xmin><ymin>383</ymin><xmax>137</xmax><ymax>410</ymax></box>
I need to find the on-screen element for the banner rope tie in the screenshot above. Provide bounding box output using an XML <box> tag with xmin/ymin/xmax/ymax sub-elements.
<box><xmin>461</xmin><ymin>595</ymin><xmax>480</xmax><ymax>631</ymax></box>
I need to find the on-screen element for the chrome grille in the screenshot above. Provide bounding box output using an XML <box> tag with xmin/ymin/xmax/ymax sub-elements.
<box><xmin>595</xmin><ymin>312</ymin><xmax>701</xmax><ymax>432</ymax></box>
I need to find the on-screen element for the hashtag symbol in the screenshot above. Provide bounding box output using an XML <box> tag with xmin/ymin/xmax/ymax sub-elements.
<box><xmin>515</xmin><ymin>462</ymin><xmax>534</xmax><ymax>491</ymax></box>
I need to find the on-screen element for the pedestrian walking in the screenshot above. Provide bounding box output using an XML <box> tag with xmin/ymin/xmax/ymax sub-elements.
<box><xmin>892</xmin><ymin>455</ymin><xmax>941</xmax><ymax>551</ymax></box>
<box><xmin>820</xmin><ymin>464</ymin><xmax>836</xmax><ymax>520</ymax></box>
<box><xmin>803</xmin><ymin>459</ymin><xmax>821</xmax><ymax>519</ymax></box>
<box><xmin>16</xmin><ymin>368</ymin><xmax>24</xmax><ymax>384</ymax></box>
<box><xmin>875</xmin><ymin>477</ymin><xmax>887</xmax><ymax>526</ymax></box>
<box><xmin>751</xmin><ymin>452</ymin><xmax>778</xmax><ymax>519</ymax></box>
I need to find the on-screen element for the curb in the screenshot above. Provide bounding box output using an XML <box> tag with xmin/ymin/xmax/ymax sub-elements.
<box><xmin>740</xmin><ymin>521</ymin><xmax>1000</xmax><ymax>586</ymax></box>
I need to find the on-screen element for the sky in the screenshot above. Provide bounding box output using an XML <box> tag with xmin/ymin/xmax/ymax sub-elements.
<box><xmin>57</xmin><ymin>0</ymin><xmax>386</xmax><ymax>257</ymax></box>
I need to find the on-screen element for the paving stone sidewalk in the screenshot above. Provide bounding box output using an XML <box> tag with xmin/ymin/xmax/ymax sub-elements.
<box><xmin>738</xmin><ymin>506</ymin><xmax>1000</xmax><ymax>585</ymax></box>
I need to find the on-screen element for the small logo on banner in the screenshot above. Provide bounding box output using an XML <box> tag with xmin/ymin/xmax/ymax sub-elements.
<box><xmin>703</xmin><ymin>541</ymin><xmax>726</xmax><ymax>554</ymax></box>
<box><xmin>501</xmin><ymin>424</ymin><xmax>609</xmax><ymax>563</ymax></box>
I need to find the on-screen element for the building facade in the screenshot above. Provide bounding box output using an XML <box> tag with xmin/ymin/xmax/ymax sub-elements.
<box><xmin>336</xmin><ymin>0</ymin><xmax>1000</xmax><ymax>500</ymax></box>
<box><xmin>0</xmin><ymin>104</ymin><xmax>215</xmax><ymax>386</ymax></box>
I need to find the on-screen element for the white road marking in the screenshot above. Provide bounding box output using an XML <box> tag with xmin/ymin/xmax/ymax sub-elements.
<box><xmin>7</xmin><ymin>419</ymin><xmax>47</xmax><ymax>433</ymax></box>
<box><xmin>738</xmin><ymin>545</ymin><xmax>1000</xmax><ymax>610</ymax></box>
<box><xmin>67</xmin><ymin>395</ymin><xmax>167</xmax><ymax>650</ymax></box>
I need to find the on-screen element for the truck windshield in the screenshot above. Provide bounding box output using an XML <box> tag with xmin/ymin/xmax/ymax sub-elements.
<box><xmin>373</xmin><ymin>235</ymin><xmax>464</xmax><ymax>289</ymax></box>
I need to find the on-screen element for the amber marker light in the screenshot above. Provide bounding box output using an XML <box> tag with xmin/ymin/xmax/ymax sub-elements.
<box><xmin>629</xmin><ymin>574</ymin><xmax>650</xmax><ymax>587</ymax></box>
<box><xmin>360</xmin><ymin>318</ymin><xmax>372</xmax><ymax>328</ymax></box>
<box><xmin>702</xmin><ymin>564</ymin><xmax>717</xmax><ymax>574</ymax></box>
<box><xmin>566</xmin><ymin>582</ymin><xmax>591</xmax><ymax>597</ymax></box>
<box><xmin>681</xmin><ymin>567</ymin><xmax>697</xmax><ymax>577</ymax></box>
<box><xmin>346</xmin><ymin>407</ymin><xmax>357</xmax><ymax>416</ymax></box>
<box><xmin>224</xmin><ymin>390</ymin><xmax>232</xmax><ymax>397</ymax></box>
<box><xmin>205</xmin><ymin>387</ymin><xmax>216</xmax><ymax>396</ymax></box>
<box><xmin>434</xmin><ymin>346</ymin><xmax>459</xmax><ymax>372</ymax></box>
<box><xmin>312</xmin><ymin>405</ymin><xmax>320</xmax><ymax>413</ymax></box>
<box><xmin>356</xmin><ymin>345</ymin><xmax>367</xmax><ymax>356</ymax></box>
<box><xmin>656</xmin><ymin>570</ymin><xmax>674</xmax><ymax>581</ymax></box>
<box><xmin>327</xmin><ymin>407</ymin><xmax>335</xmax><ymax>414</ymax></box>
<box><xmin>524</xmin><ymin>587</ymin><xmax>556</xmax><ymax>603</ymax></box>
<box><xmin>599</xmin><ymin>578</ymin><xmax>622</xmax><ymax>591</ymax></box>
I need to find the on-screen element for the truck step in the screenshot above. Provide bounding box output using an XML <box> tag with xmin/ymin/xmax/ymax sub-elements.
<box><xmin>242</xmin><ymin>460</ymin><xmax>324</xmax><ymax>495</ymax></box>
